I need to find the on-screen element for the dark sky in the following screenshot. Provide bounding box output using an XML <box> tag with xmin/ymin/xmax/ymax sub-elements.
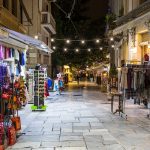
<box><xmin>83</xmin><ymin>0</ymin><xmax>109</xmax><ymax>20</ymax></box>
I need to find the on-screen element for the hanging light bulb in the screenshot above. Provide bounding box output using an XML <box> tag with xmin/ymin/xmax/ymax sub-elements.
<box><xmin>111</xmin><ymin>45</ymin><xmax>115</xmax><ymax>48</ymax></box>
<box><xmin>53</xmin><ymin>46</ymin><xmax>56</xmax><ymax>50</ymax></box>
<box><xmin>110</xmin><ymin>37</ymin><xmax>114</xmax><ymax>41</ymax></box>
<box><xmin>88</xmin><ymin>48</ymin><xmax>91</xmax><ymax>52</ymax></box>
<box><xmin>64</xmin><ymin>48</ymin><xmax>67</xmax><ymax>51</ymax></box>
<box><xmin>66</xmin><ymin>40</ymin><xmax>70</xmax><ymax>44</ymax></box>
<box><xmin>34</xmin><ymin>35</ymin><xmax>38</xmax><ymax>39</ymax></box>
<box><xmin>100</xmin><ymin>47</ymin><xmax>103</xmax><ymax>50</ymax></box>
<box><xmin>51</xmin><ymin>38</ymin><xmax>54</xmax><ymax>42</ymax></box>
<box><xmin>81</xmin><ymin>40</ymin><xmax>85</xmax><ymax>44</ymax></box>
<box><xmin>96</xmin><ymin>39</ymin><xmax>100</xmax><ymax>43</ymax></box>
<box><xmin>75</xmin><ymin>49</ymin><xmax>79</xmax><ymax>52</ymax></box>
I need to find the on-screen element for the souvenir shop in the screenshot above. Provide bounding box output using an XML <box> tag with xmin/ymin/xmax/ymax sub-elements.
<box><xmin>119</xmin><ymin>61</ymin><xmax>150</xmax><ymax>118</ymax></box>
<box><xmin>0</xmin><ymin>43</ymin><xmax>28</xmax><ymax>149</ymax></box>
<box><xmin>0</xmin><ymin>27</ymin><xmax>51</xmax><ymax>149</ymax></box>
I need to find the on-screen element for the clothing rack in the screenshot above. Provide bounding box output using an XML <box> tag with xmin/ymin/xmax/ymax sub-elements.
<box><xmin>121</xmin><ymin>64</ymin><xmax>150</xmax><ymax>118</ymax></box>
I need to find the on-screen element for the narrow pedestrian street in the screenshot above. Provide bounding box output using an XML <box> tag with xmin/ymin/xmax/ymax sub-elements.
<box><xmin>7</xmin><ymin>81</ymin><xmax>150</xmax><ymax>150</ymax></box>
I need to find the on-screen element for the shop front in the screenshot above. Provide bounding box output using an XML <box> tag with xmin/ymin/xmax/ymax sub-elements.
<box><xmin>0</xmin><ymin>27</ymin><xmax>51</xmax><ymax>149</ymax></box>
<box><xmin>112</xmin><ymin>13</ymin><xmax>150</xmax><ymax>118</ymax></box>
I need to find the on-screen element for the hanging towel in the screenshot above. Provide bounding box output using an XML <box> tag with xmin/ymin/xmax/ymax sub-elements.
<box><xmin>21</xmin><ymin>52</ymin><xmax>25</xmax><ymax>66</ymax></box>
<box><xmin>14</xmin><ymin>49</ymin><xmax>19</xmax><ymax>60</ymax></box>
<box><xmin>0</xmin><ymin>45</ymin><xmax>4</xmax><ymax>60</ymax></box>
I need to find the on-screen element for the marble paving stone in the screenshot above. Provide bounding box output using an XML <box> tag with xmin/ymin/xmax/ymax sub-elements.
<box><xmin>55</xmin><ymin>147</ymin><xmax>87</xmax><ymax>150</ymax></box>
<box><xmin>60</xmin><ymin>135</ymin><xmax>83</xmax><ymax>141</ymax></box>
<box><xmin>84</xmin><ymin>135</ymin><xmax>102</xmax><ymax>142</ymax></box>
<box><xmin>84</xmin><ymin>129</ymin><xmax>108</xmax><ymax>136</ymax></box>
<box><xmin>24</xmin><ymin>127</ymin><xmax>43</xmax><ymax>132</ymax></box>
<box><xmin>6</xmin><ymin>147</ymin><xmax>32</xmax><ymax>150</ymax></box>
<box><xmin>73</xmin><ymin>123</ymin><xmax>90</xmax><ymax>127</ymax></box>
<box><xmin>41</xmin><ymin>141</ymin><xmax>61</xmax><ymax>147</ymax></box>
<box><xmin>61</xmin><ymin>141</ymin><xmax>86</xmax><ymax>147</ymax></box>
<box><xmin>41</xmin><ymin>135</ymin><xmax>60</xmax><ymax>142</ymax></box>
<box><xmin>61</xmin><ymin>127</ymin><xmax>73</xmax><ymax>132</ymax></box>
<box><xmin>17</xmin><ymin>135</ymin><xmax>42</xmax><ymax>142</ymax></box>
<box><xmin>79</xmin><ymin>117</ymin><xmax>99</xmax><ymax>123</ymax></box>
<box><xmin>25</xmin><ymin>131</ymin><xmax>43</xmax><ymax>136</ymax></box>
<box><xmin>73</xmin><ymin>129</ymin><xmax>89</xmax><ymax>133</ymax></box>
<box><xmin>32</xmin><ymin>148</ymin><xmax>54</xmax><ymax>150</ymax></box>
<box><xmin>61</xmin><ymin>132</ymin><xmax>83</xmax><ymax>136</ymax></box>
<box><xmin>105</xmin><ymin>144</ymin><xmax>126</xmax><ymax>150</ymax></box>
<box><xmin>73</xmin><ymin>126</ymin><xmax>90</xmax><ymax>130</ymax></box>
<box><xmin>43</xmin><ymin>131</ymin><xmax>60</xmax><ymax>135</ymax></box>
<box><xmin>7</xmin><ymin>142</ymin><xmax>41</xmax><ymax>149</ymax></box>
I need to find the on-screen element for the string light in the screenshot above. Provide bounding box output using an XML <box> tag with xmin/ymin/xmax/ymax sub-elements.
<box><xmin>64</xmin><ymin>48</ymin><xmax>67</xmax><ymax>51</ymax></box>
<box><xmin>75</xmin><ymin>48</ymin><xmax>79</xmax><ymax>52</ymax></box>
<box><xmin>88</xmin><ymin>48</ymin><xmax>91</xmax><ymax>52</ymax></box>
<box><xmin>100</xmin><ymin>47</ymin><xmax>103</xmax><ymax>50</ymax></box>
<box><xmin>66</xmin><ymin>40</ymin><xmax>70</xmax><ymax>44</ymax></box>
<box><xmin>96</xmin><ymin>39</ymin><xmax>100</xmax><ymax>43</ymax></box>
<box><xmin>53</xmin><ymin>46</ymin><xmax>56</xmax><ymax>50</ymax></box>
<box><xmin>81</xmin><ymin>40</ymin><xmax>85</xmax><ymax>44</ymax></box>
<box><xmin>111</xmin><ymin>45</ymin><xmax>115</xmax><ymax>48</ymax></box>
<box><xmin>34</xmin><ymin>35</ymin><xmax>38</xmax><ymax>39</ymax></box>
<box><xmin>51</xmin><ymin>38</ymin><xmax>54</xmax><ymax>42</ymax></box>
<box><xmin>110</xmin><ymin>37</ymin><xmax>114</xmax><ymax>41</ymax></box>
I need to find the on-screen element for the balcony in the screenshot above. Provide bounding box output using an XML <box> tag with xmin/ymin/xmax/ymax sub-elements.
<box><xmin>0</xmin><ymin>6</ymin><xmax>27</xmax><ymax>34</ymax></box>
<box><xmin>41</xmin><ymin>11</ymin><xmax>56</xmax><ymax>34</ymax></box>
<box><xmin>116</xmin><ymin>0</ymin><xmax>150</xmax><ymax>26</ymax></box>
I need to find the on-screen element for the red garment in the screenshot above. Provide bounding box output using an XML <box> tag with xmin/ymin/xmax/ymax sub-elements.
<box><xmin>144</xmin><ymin>54</ymin><xmax>149</xmax><ymax>61</ymax></box>
<box><xmin>4</xmin><ymin>47</ymin><xmax>10</xmax><ymax>59</ymax></box>
<box><xmin>44</xmin><ymin>82</ymin><xmax>49</xmax><ymax>97</ymax></box>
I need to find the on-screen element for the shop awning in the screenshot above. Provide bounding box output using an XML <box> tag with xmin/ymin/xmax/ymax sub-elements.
<box><xmin>0</xmin><ymin>27</ymin><xmax>53</xmax><ymax>53</ymax></box>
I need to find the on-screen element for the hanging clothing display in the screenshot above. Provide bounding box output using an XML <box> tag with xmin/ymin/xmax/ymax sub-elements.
<box><xmin>120</xmin><ymin>67</ymin><xmax>128</xmax><ymax>90</ymax></box>
<box><xmin>0</xmin><ymin>44</ymin><xmax>28</xmax><ymax>149</ymax></box>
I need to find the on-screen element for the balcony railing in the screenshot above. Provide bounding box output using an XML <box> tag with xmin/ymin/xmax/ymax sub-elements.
<box><xmin>41</xmin><ymin>11</ymin><xmax>56</xmax><ymax>34</ymax></box>
<box><xmin>116</xmin><ymin>0</ymin><xmax>150</xmax><ymax>26</ymax></box>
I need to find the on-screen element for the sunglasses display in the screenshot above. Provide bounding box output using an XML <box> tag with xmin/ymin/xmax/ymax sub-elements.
<box><xmin>33</xmin><ymin>70</ymin><xmax>46</xmax><ymax>110</ymax></box>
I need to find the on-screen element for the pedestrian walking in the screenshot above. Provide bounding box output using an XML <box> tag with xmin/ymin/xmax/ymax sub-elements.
<box><xmin>76</xmin><ymin>74</ymin><xmax>80</xmax><ymax>85</ymax></box>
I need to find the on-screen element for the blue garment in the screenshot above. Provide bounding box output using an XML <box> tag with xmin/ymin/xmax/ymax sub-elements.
<box><xmin>59</xmin><ymin>80</ymin><xmax>63</xmax><ymax>87</ymax></box>
<box><xmin>47</xmin><ymin>78</ymin><xmax>53</xmax><ymax>89</ymax></box>
<box><xmin>20</xmin><ymin>52</ymin><xmax>25</xmax><ymax>66</ymax></box>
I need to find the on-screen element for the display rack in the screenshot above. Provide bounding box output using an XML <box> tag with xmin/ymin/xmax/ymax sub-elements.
<box><xmin>27</xmin><ymin>73</ymin><xmax>34</xmax><ymax>104</ymax></box>
<box><xmin>31</xmin><ymin>70</ymin><xmax>46</xmax><ymax>111</ymax></box>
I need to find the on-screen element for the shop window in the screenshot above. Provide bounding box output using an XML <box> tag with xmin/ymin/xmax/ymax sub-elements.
<box><xmin>12</xmin><ymin>0</ymin><xmax>17</xmax><ymax>17</ymax></box>
<box><xmin>3</xmin><ymin>0</ymin><xmax>9</xmax><ymax>9</ymax></box>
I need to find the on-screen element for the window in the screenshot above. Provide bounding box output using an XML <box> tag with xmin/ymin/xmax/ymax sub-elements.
<box><xmin>12</xmin><ymin>0</ymin><xmax>17</xmax><ymax>17</ymax></box>
<box><xmin>3</xmin><ymin>0</ymin><xmax>9</xmax><ymax>9</ymax></box>
<box><xmin>139</xmin><ymin>0</ymin><xmax>147</xmax><ymax>4</ymax></box>
<box><xmin>20</xmin><ymin>5</ymin><xmax>23</xmax><ymax>23</ymax></box>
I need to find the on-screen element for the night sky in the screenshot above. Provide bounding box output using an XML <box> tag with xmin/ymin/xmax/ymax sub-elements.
<box><xmin>83</xmin><ymin>0</ymin><xmax>109</xmax><ymax>20</ymax></box>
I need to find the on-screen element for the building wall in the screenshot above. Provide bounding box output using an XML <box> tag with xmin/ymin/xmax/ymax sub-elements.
<box><xmin>109</xmin><ymin>0</ymin><xmax>148</xmax><ymax>17</ymax></box>
<box><xmin>23</xmin><ymin>0</ymin><xmax>55</xmax><ymax>76</ymax></box>
<box><xmin>0</xmin><ymin>0</ymin><xmax>27</xmax><ymax>33</ymax></box>
<box><xmin>109</xmin><ymin>0</ymin><xmax>150</xmax><ymax>67</ymax></box>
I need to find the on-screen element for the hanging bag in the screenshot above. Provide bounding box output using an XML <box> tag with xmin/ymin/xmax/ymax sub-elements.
<box><xmin>11</xmin><ymin>110</ymin><xmax>21</xmax><ymax>131</ymax></box>
<box><xmin>7</xmin><ymin>126</ymin><xmax>16</xmax><ymax>146</ymax></box>
<box><xmin>1</xmin><ymin>93</ymin><xmax>10</xmax><ymax>100</ymax></box>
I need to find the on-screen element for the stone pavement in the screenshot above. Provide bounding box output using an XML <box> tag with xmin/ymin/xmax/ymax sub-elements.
<box><xmin>7</xmin><ymin>82</ymin><xmax>150</xmax><ymax>150</ymax></box>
